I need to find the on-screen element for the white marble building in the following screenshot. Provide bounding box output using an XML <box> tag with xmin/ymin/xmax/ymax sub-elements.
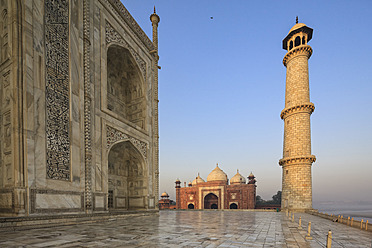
<box><xmin>0</xmin><ymin>0</ymin><xmax>160</xmax><ymax>216</ymax></box>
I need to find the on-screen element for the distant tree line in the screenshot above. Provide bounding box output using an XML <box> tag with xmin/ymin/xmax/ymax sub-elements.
<box><xmin>256</xmin><ymin>191</ymin><xmax>281</xmax><ymax>206</ymax></box>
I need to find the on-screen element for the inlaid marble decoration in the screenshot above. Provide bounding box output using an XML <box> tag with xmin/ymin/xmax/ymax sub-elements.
<box><xmin>45</xmin><ymin>0</ymin><xmax>70</xmax><ymax>180</ymax></box>
<box><xmin>106</xmin><ymin>125</ymin><xmax>147</xmax><ymax>160</ymax></box>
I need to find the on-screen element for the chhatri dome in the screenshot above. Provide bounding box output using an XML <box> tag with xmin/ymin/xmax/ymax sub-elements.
<box><xmin>282</xmin><ymin>16</ymin><xmax>313</xmax><ymax>51</ymax></box>
<box><xmin>288</xmin><ymin>22</ymin><xmax>306</xmax><ymax>34</ymax></box>
<box><xmin>207</xmin><ymin>164</ymin><xmax>228</xmax><ymax>182</ymax></box>
<box><xmin>230</xmin><ymin>169</ymin><xmax>246</xmax><ymax>185</ymax></box>
<box><xmin>192</xmin><ymin>173</ymin><xmax>205</xmax><ymax>186</ymax></box>
<box><xmin>161</xmin><ymin>192</ymin><xmax>169</xmax><ymax>198</ymax></box>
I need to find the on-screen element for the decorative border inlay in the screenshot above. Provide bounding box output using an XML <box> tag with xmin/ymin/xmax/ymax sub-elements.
<box><xmin>105</xmin><ymin>22</ymin><xmax>147</xmax><ymax>80</ymax></box>
<box><xmin>103</xmin><ymin>0</ymin><xmax>155</xmax><ymax>51</ymax></box>
<box><xmin>279</xmin><ymin>155</ymin><xmax>316</xmax><ymax>166</ymax></box>
<box><xmin>45</xmin><ymin>0</ymin><xmax>70</xmax><ymax>180</ymax></box>
<box><xmin>83</xmin><ymin>0</ymin><xmax>93</xmax><ymax>210</ymax></box>
<box><xmin>106</xmin><ymin>125</ymin><xmax>147</xmax><ymax>160</ymax></box>
<box><xmin>283</xmin><ymin>45</ymin><xmax>312</xmax><ymax>67</ymax></box>
<box><xmin>280</xmin><ymin>102</ymin><xmax>315</xmax><ymax>119</ymax></box>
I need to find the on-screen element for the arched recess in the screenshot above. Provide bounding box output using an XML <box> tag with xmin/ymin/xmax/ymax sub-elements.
<box><xmin>107</xmin><ymin>44</ymin><xmax>146</xmax><ymax>129</ymax></box>
<box><xmin>289</xmin><ymin>40</ymin><xmax>293</xmax><ymax>50</ymax></box>
<box><xmin>107</xmin><ymin>140</ymin><xmax>148</xmax><ymax>210</ymax></box>
<box><xmin>230</xmin><ymin>203</ymin><xmax>238</xmax><ymax>209</ymax></box>
<box><xmin>295</xmin><ymin>36</ymin><xmax>301</xmax><ymax>47</ymax></box>
<box><xmin>204</xmin><ymin>193</ymin><xmax>218</xmax><ymax>209</ymax></box>
<box><xmin>187</xmin><ymin>203</ymin><xmax>194</xmax><ymax>209</ymax></box>
<box><xmin>302</xmin><ymin>36</ymin><xmax>306</xmax><ymax>45</ymax></box>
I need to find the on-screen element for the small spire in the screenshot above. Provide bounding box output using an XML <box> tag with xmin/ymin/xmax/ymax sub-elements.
<box><xmin>216</xmin><ymin>163</ymin><xmax>219</xmax><ymax>167</ymax></box>
<box><xmin>154</xmin><ymin>5</ymin><xmax>156</xmax><ymax>14</ymax></box>
<box><xmin>296</xmin><ymin>16</ymin><xmax>298</xmax><ymax>24</ymax></box>
<box><xmin>237</xmin><ymin>169</ymin><xmax>239</xmax><ymax>173</ymax></box>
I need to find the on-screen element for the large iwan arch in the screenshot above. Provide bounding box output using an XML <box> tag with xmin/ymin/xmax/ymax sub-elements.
<box><xmin>204</xmin><ymin>193</ymin><xmax>218</xmax><ymax>209</ymax></box>
<box><xmin>107</xmin><ymin>140</ymin><xmax>148</xmax><ymax>210</ymax></box>
<box><xmin>107</xmin><ymin>44</ymin><xmax>146</xmax><ymax>129</ymax></box>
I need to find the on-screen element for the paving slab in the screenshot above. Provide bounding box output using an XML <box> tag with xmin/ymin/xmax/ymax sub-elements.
<box><xmin>0</xmin><ymin>211</ymin><xmax>371</xmax><ymax>247</ymax></box>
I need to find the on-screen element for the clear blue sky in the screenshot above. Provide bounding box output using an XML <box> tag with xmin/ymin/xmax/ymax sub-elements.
<box><xmin>121</xmin><ymin>0</ymin><xmax>372</xmax><ymax>205</ymax></box>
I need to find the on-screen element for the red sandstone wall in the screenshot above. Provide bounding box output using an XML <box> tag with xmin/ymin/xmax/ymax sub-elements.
<box><xmin>176</xmin><ymin>182</ymin><xmax>256</xmax><ymax>210</ymax></box>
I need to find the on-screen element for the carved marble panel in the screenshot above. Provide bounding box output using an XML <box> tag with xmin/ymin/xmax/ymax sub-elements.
<box><xmin>106</xmin><ymin>125</ymin><xmax>147</xmax><ymax>160</ymax></box>
<box><xmin>1</xmin><ymin>7</ymin><xmax>9</xmax><ymax>63</ymax></box>
<box><xmin>103</xmin><ymin>0</ymin><xmax>155</xmax><ymax>51</ymax></box>
<box><xmin>45</xmin><ymin>0</ymin><xmax>70</xmax><ymax>180</ymax></box>
<box><xmin>105</xmin><ymin>22</ymin><xmax>146</xmax><ymax>80</ymax></box>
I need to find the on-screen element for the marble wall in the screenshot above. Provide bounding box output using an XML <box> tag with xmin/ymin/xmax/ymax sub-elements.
<box><xmin>0</xmin><ymin>0</ymin><xmax>159</xmax><ymax>216</ymax></box>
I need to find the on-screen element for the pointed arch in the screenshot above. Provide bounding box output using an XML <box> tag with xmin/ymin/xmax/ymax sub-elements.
<box><xmin>107</xmin><ymin>44</ymin><xmax>146</xmax><ymax>129</ymax></box>
<box><xmin>204</xmin><ymin>193</ymin><xmax>218</xmax><ymax>209</ymax></box>
<box><xmin>295</xmin><ymin>36</ymin><xmax>301</xmax><ymax>47</ymax></box>
<box><xmin>107</xmin><ymin>140</ymin><xmax>148</xmax><ymax>210</ymax></box>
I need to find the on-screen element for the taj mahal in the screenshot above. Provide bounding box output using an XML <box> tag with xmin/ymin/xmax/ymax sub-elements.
<box><xmin>0</xmin><ymin>2</ymin><xmax>371</xmax><ymax>247</ymax></box>
<box><xmin>0</xmin><ymin>0</ymin><xmax>160</xmax><ymax>217</ymax></box>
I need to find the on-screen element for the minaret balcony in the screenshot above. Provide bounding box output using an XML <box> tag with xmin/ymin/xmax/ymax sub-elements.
<box><xmin>280</xmin><ymin>102</ymin><xmax>315</xmax><ymax>119</ymax></box>
<box><xmin>279</xmin><ymin>155</ymin><xmax>316</xmax><ymax>166</ymax></box>
<box><xmin>283</xmin><ymin>45</ymin><xmax>312</xmax><ymax>66</ymax></box>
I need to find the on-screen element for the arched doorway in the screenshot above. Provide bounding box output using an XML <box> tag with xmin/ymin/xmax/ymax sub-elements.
<box><xmin>204</xmin><ymin>193</ymin><xmax>218</xmax><ymax>209</ymax></box>
<box><xmin>230</xmin><ymin>203</ymin><xmax>238</xmax><ymax>209</ymax></box>
<box><xmin>107</xmin><ymin>45</ymin><xmax>146</xmax><ymax>129</ymax></box>
<box><xmin>108</xmin><ymin>141</ymin><xmax>147</xmax><ymax>210</ymax></box>
<box><xmin>188</xmin><ymin>203</ymin><xmax>194</xmax><ymax>209</ymax></box>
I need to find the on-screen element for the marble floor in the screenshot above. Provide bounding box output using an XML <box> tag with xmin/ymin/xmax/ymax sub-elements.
<box><xmin>0</xmin><ymin>211</ymin><xmax>371</xmax><ymax>247</ymax></box>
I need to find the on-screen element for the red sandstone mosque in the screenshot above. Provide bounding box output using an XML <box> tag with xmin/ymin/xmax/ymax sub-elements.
<box><xmin>175</xmin><ymin>164</ymin><xmax>256</xmax><ymax>210</ymax></box>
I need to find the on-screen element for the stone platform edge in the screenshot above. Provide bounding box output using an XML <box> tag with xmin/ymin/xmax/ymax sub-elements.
<box><xmin>0</xmin><ymin>210</ymin><xmax>159</xmax><ymax>231</ymax></box>
<box><xmin>306</xmin><ymin>209</ymin><xmax>371</xmax><ymax>233</ymax></box>
<box><xmin>162</xmin><ymin>209</ymin><xmax>278</xmax><ymax>212</ymax></box>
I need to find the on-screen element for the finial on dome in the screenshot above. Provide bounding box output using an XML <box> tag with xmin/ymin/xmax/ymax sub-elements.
<box><xmin>154</xmin><ymin>6</ymin><xmax>156</xmax><ymax>13</ymax></box>
<box><xmin>296</xmin><ymin>16</ymin><xmax>298</xmax><ymax>24</ymax></box>
<box><xmin>237</xmin><ymin>169</ymin><xmax>239</xmax><ymax>173</ymax></box>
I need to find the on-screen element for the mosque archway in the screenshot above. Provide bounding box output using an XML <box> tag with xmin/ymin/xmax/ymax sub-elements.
<box><xmin>230</xmin><ymin>203</ymin><xmax>238</xmax><ymax>209</ymax></box>
<box><xmin>204</xmin><ymin>193</ymin><xmax>218</xmax><ymax>209</ymax></box>
<box><xmin>107</xmin><ymin>140</ymin><xmax>147</xmax><ymax>210</ymax></box>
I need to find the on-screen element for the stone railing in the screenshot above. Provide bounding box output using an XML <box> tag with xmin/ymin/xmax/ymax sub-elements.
<box><xmin>306</xmin><ymin>209</ymin><xmax>371</xmax><ymax>232</ymax></box>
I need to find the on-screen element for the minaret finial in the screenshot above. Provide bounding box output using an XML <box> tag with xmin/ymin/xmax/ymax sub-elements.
<box><xmin>154</xmin><ymin>5</ymin><xmax>156</xmax><ymax>14</ymax></box>
<box><xmin>296</xmin><ymin>16</ymin><xmax>298</xmax><ymax>24</ymax></box>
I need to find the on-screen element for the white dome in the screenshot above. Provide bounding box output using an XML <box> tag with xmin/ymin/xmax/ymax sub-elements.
<box><xmin>288</xmin><ymin>23</ymin><xmax>306</xmax><ymax>34</ymax></box>
<box><xmin>230</xmin><ymin>170</ymin><xmax>246</xmax><ymax>185</ymax></box>
<box><xmin>192</xmin><ymin>174</ymin><xmax>205</xmax><ymax>186</ymax></box>
<box><xmin>207</xmin><ymin>164</ymin><xmax>228</xmax><ymax>182</ymax></box>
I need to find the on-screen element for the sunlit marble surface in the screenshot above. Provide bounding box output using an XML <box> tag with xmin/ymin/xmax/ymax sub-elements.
<box><xmin>0</xmin><ymin>211</ymin><xmax>371</xmax><ymax>247</ymax></box>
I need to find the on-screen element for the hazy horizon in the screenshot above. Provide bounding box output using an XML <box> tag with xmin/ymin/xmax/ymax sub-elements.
<box><xmin>122</xmin><ymin>0</ymin><xmax>372</xmax><ymax>205</ymax></box>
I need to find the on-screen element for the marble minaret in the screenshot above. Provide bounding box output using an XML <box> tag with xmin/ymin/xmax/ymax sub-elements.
<box><xmin>279</xmin><ymin>18</ymin><xmax>316</xmax><ymax>211</ymax></box>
